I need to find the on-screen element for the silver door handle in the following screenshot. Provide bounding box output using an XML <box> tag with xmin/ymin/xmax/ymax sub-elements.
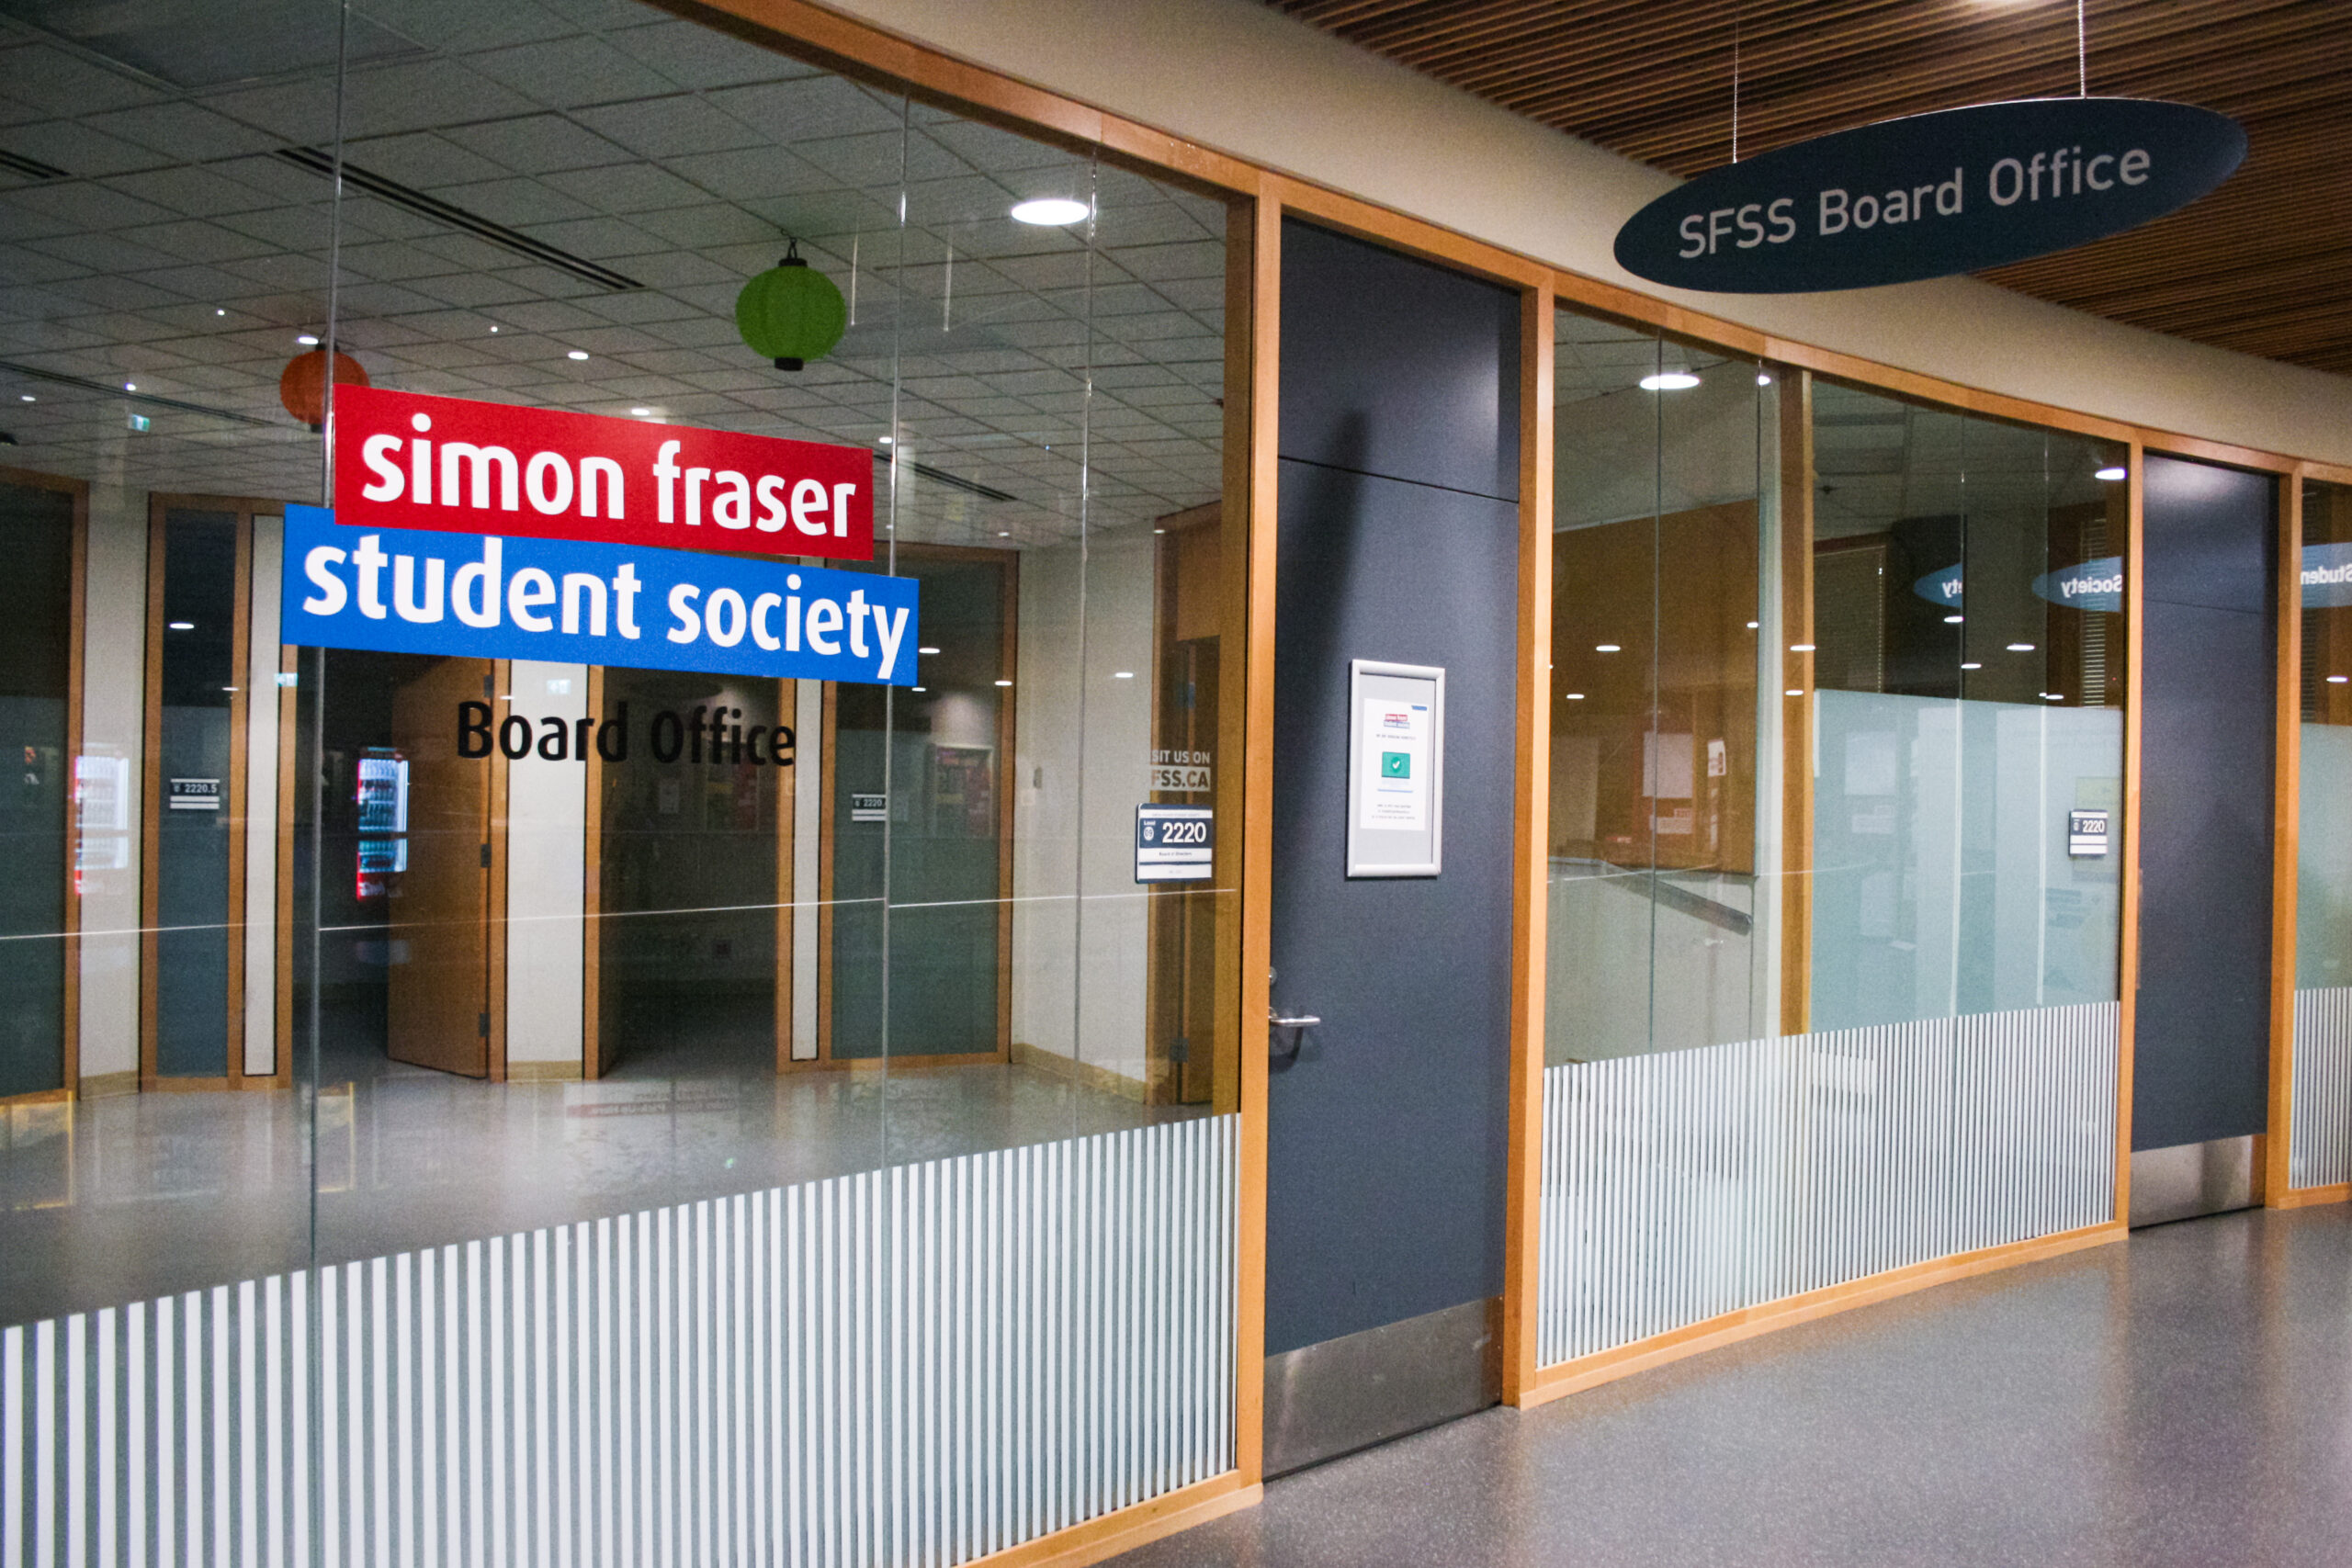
<box><xmin>1269</xmin><ymin>1011</ymin><xmax>1321</xmax><ymax>1028</ymax></box>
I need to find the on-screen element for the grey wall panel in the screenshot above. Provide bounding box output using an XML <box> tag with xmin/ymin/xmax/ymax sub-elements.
<box><xmin>2134</xmin><ymin>455</ymin><xmax>2276</xmax><ymax>1151</ymax></box>
<box><xmin>1277</xmin><ymin>220</ymin><xmax>1519</xmax><ymax>502</ymax></box>
<box><xmin>1265</xmin><ymin>458</ymin><xmax>1517</xmax><ymax>1352</ymax></box>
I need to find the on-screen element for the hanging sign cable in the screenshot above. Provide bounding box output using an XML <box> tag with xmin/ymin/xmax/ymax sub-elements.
<box><xmin>1621</xmin><ymin>4</ymin><xmax>2245</xmax><ymax>294</ymax></box>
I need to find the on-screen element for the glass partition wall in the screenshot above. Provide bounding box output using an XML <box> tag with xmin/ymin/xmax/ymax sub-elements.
<box><xmin>1538</xmin><ymin>308</ymin><xmax>2128</xmax><ymax>1367</ymax></box>
<box><xmin>0</xmin><ymin>5</ymin><xmax>1244</xmax><ymax>1560</ymax></box>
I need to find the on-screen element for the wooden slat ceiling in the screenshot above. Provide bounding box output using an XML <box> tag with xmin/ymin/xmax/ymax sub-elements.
<box><xmin>1269</xmin><ymin>0</ymin><xmax>2352</xmax><ymax>375</ymax></box>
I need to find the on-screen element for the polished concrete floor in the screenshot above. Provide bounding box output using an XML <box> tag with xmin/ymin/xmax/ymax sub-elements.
<box><xmin>0</xmin><ymin>1023</ymin><xmax>1194</xmax><ymax>1328</ymax></box>
<box><xmin>1114</xmin><ymin>1204</ymin><xmax>2352</xmax><ymax>1568</ymax></box>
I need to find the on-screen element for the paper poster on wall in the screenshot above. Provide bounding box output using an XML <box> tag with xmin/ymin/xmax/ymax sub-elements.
<box><xmin>1347</xmin><ymin>660</ymin><xmax>1444</xmax><ymax>878</ymax></box>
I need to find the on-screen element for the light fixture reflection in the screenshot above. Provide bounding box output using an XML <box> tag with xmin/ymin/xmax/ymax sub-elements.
<box><xmin>2330</xmin><ymin>675</ymin><xmax>2349</xmax><ymax>685</ymax></box>
<box><xmin>1011</xmin><ymin>197</ymin><xmax>1090</xmax><ymax>225</ymax></box>
<box><xmin>1962</xmin><ymin>660</ymin><xmax>1983</xmax><ymax>670</ymax></box>
<box><xmin>567</xmin><ymin>350</ymin><xmax>589</xmax><ymax>361</ymax></box>
<box><xmin>1943</xmin><ymin>615</ymin><xmax>1964</xmax><ymax>624</ymax></box>
<box><xmin>630</xmin><ymin>407</ymin><xmax>652</xmax><ymax>416</ymax></box>
<box><xmin>1639</xmin><ymin>371</ymin><xmax>1701</xmax><ymax>391</ymax></box>
<box><xmin>1595</xmin><ymin>643</ymin><xmax>1622</xmax><ymax>653</ymax></box>
<box><xmin>167</xmin><ymin>621</ymin><xmax>194</xmax><ymax>631</ymax></box>
<box><xmin>2007</xmin><ymin>642</ymin><xmax>2036</xmax><ymax>652</ymax></box>
<box><xmin>2095</xmin><ymin>466</ymin><xmax>2127</xmax><ymax>481</ymax></box>
<box><xmin>296</xmin><ymin>333</ymin><xmax>319</xmax><ymax>346</ymax></box>
<box><xmin>918</xmin><ymin>646</ymin><xmax>940</xmax><ymax>655</ymax></box>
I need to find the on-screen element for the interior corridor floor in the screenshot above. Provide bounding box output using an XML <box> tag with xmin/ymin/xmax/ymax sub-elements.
<box><xmin>1113</xmin><ymin>1204</ymin><xmax>2352</xmax><ymax>1568</ymax></box>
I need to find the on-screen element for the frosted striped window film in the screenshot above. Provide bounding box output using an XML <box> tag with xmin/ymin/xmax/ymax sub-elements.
<box><xmin>1</xmin><ymin>1116</ymin><xmax>1238</xmax><ymax>1568</ymax></box>
<box><xmin>1535</xmin><ymin>1004</ymin><xmax>2116</xmax><ymax>1368</ymax></box>
<box><xmin>2290</xmin><ymin>990</ymin><xmax>2352</xmax><ymax>1190</ymax></box>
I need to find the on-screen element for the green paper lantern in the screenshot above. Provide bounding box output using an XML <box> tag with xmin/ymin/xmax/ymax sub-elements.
<box><xmin>735</xmin><ymin>241</ymin><xmax>847</xmax><ymax>371</ymax></box>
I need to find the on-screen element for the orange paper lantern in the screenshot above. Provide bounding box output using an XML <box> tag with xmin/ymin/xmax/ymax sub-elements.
<box><xmin>278</xmin><ymin>347</ymin><xmax>369</xmax><ymax>430</ymax></box>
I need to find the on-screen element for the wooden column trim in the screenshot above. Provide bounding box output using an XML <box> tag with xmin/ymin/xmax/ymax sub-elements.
<box><xmin>775</xmin><ymin>675</ymin><xmax>795</xmax><ymax>1076</ymax></box>
<box><xmin>0</xmin><ymin>466</ymin><xmax>92</xmax><ymax>1106</ymax></box>
<box><xmin>1230</xmin><ymin>190</ymin><xmax>1280</xmax><ymax>1488</ymax></box>
<box><xmin>1500</xmin><ymin>281</ymin><xmax>1553</xmax><ymax>1405</ymax></box>
<box><xmin>2267</xmin><ymin>471</ymin><xmax>2303</xmax><ymax>1202</ymax></box>
<box><xmin>2115</xmin><ymin>442</ymin><xmax>2147</xmax><ymax>1222</ymax></box>
<box><xmin>1778</xmin><ymin>372</ymin><xmax>1815</xmax><ymax>1038</ymax></box>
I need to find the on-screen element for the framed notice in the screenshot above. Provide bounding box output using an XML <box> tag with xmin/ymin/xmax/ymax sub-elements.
<box><xmin>1347</xmin><ymin>660</ymin><xmax>1443</xmax><ymax>878</ymax></box>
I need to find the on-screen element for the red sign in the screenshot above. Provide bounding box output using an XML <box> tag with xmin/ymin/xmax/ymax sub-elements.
<box><xmin>331</xmin><ymin>386</ymin><xmax>874</xmax><ymax>560</ymax></box>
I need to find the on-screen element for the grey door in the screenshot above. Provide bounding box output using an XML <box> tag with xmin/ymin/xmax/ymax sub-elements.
<box><xmin>1262</xmin><ymin>220</ymin><xmax>1521</xmax><ymax>1472</ymax></box>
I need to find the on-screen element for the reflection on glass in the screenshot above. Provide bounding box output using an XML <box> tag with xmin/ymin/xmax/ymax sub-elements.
<box><xmin>2300</xmin><ymin>480</ymin><xmax>2352</xmax><ymax>988</ymax></box>
<box><xmin>1545</xmin><ymin>314</ymin><xmax>2128</xmax><ymax>1063</ymax></box>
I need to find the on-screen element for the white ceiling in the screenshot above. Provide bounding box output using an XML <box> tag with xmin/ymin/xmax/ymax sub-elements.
<box><xmin>0</xmin><ymin>0</ymin><xmax>1229</xmax><ymax>548</ymax></box>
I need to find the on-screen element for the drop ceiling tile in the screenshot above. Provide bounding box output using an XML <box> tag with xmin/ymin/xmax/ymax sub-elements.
<box><xmin>124</xmin><ymin>264</ymin><xmax>257</xmax><ymax>302</ymax></box>
<box><xmin>659</xmin><ymin>145</ymin><xmax>837</xmax><ymax>204</ymax></box>
<box><xmin>612</xmin><ymin>251</ymin><xmax>736</xmax><ymax>289</ymax></box>
<box><xmin>573</xmin><ymin>289</ymin><xmax>707</xmax><ymax>325</ymax></box>
<box><xmin>573</xmin><ymin>95</ymin><xmax>764</xmax><ymax>159</ymax></box>
<box><xmin>920</xmin><ymin>118</ymin><xmax>1073</xmax><ymax>175</ymax></box>
<box><xmin>341</xmin><ymin>132</ymin><xmax>509</xmax><ymax>191</ymax></box>
<box><xmin>539</xmin><ymin>162</ymin><xmax>708</xmax><ymax>214</ymax></box>
<box><xmin>215</xmin><ymin>208</ymin><xmax>334</xmax><ymax>252</ymax></box>
<box><xmin>463</xmin><ymin>35</ymin><xmax>682</xmax><ymax>110</ymax></box>
<box><xmin>48</xmin><ymin>274</ymin><xmax>181</xmax><ymax>312</ymax></box>
<box><xmin>511</xmin><ymin>214</ymin><xmax>668</xmax><ymax>259</ymax></box>
<box><xmin>336</xmin><ymin>241</ymin><xmax>469</xmax><ymax>283</ymax></box>
<box><xmin>622</xmin><ymin>204</ymin><xmax>774</xmax><ymax>248</ymax></box>
<box><xmin>100</xmin><ymin>166</ymin><xmax>288</xmax><ymax>220</ymax></box>
<box><xmin>427</xmin><ymin>176</ymin><xmax>601</xmax><ymax>229</ymax></box>
<box><xmin>116</xmin><ymin>220</ymin><xmax>280</xmax><ymax>265</ymax></box>
<box><xmin>218</xmin><ymin>251</ymin><xmax>333</xmax><ymax>290</ymax></box>
<box><xmin>80</xmin><ymin>102</ymin><xmax>280</xmax><ymax>163</ymax></box>
<box><xmin>610</xmin><ymin>18</ymin><xmax>820</xmax><ymax>91</ymax></box>
<box><xmin>637</xmin><ymin>309</ymin><xmax>741</xmax><ymax>348</ymax></box>
<box><xmin>0</xmin><ymin>241</ymin><xmax>85</xmax><ymax>284</ymax></box>
<box><xmin>0</xmin><ymin>121</ymin><xmax>168</xmax><ymax>179</ymax></box>
<box><xmin>0</xmin><ymin>46</ymin><xmax>165</xmax><ymax>120</ymax></box>
<box><xmin>486</xmin><ymin>298</ymin><xmax>606</xmax><ymax>333</ymax></box>
<box><xmin>791</xmin><ymin>130</ymin><xmax>967</xmax><ymax>189</ymax></box>
<box><xmin>436</xmin><ymin>114</ymin><xmax>623</xmax><ymax>175</ymax></box>
<box><xmin>3</xmin><ymin>181</ymin><xmax>180</xmax><ymax>232</ymax></box>
<box><xmin>707</xmin><ymin>76</ymin><xmax>903</xmax><ymax>143</ymax></box>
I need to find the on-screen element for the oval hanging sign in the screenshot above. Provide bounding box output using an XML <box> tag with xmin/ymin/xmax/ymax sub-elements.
<box><xmin>1614</xmin><ymin>97</ymin><xmax>2245</xmax><ymax>294</ymax></box>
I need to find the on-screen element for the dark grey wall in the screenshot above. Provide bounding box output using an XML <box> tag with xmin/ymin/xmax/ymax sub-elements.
<box><xmin>2134</xmin><ymin>455</ymin><xmax>2277</xmax><ymax>1152</ymax></box>
<box><xmin>1265</xmin><ymin>220</ymin><xmax>1519</xmax><ymax>1353</ymax></box>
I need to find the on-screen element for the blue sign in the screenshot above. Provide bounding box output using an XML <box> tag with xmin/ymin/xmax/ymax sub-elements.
<box><xmin>2304</xmin><ymin>543</ymin><xmax>2352</xmax><ymax>609</ymax></box>
<box><xmin>2032</xmin><ymin>555</ymin><xmax>2124</xmax><ymax>613</ymax></box>
<box><xmin>1913</xmin><ymin>565</ymin><xmax>1963</xmax><ymax>608</ymax></box>
<box><xmin>282</xmin><ymin>505</ymin><xmax>919</xmax><ymax>684</ymax></box>
<box><xmin>1614</xmin><ymin>97</ymin><xmax>2245</xmax><ymax>293</ymax></box>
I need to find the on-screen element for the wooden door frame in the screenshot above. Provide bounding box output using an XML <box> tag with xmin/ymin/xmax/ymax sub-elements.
<box><xmin>0</xmin><ymin>466</ymin><xmax>85</xmax><ymax>1107</ymax></box>
<box><xmin>808</xmin><ymin>541</ymin><xmax>1020</xmax><ymax>1070</ymax></box>
<box><xmin>581</xmin><ymin>666</ymin><xmax>797</xmax><ymax>1079</ymax></box>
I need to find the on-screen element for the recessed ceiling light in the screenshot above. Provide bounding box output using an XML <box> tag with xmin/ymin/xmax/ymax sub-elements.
<box><xmin>918</xmin><ymin>646</ymin><xmax>940</xmax><ymax>655</ymax></box>
<box><xmin>1011</xmin><ymin>197</ymin><xmax>1090</xmax><ymax>225</ymax></box>
<box><xmin>878</xmin><ymin>435</ymin><xmax>893</xmax><ymax>445</ymax></box>
<box><xmin>296</xmin><ymin>333</ymin><xmax>319</xmax><ymax>346</ymax></box>
<box><xmin>567</xmin><ymin>350</ymin><xmax>589</xmax><ymax>361</ymax></box>
<box><xmin>1746</xmin><ymin>621</ymin><xmax>1758</xmax><ymax>629</ymax></box>
<box><xmin>1962</xmin><ymin>660</ymin><xmax>1983</xmax><ymax>670</ymax></box>
<box><xmin>1565</xmin><ymin>692</ymin><xmax>1586</xmax><ymax>700</ymax></box>
<box><xmin>168</xmin><ymin>621</ymin><xmax>194</xmax><ymax>631</ymax></box>
<box><xmin>1153</xmin><ymin>527</ymin><xmax>1166</xmax><ymax>534</ymax></box>
<box><xmin>2044</xmin><ymin>693</ymin><xmax>2064</xmax><ymax>701</ymax></box>
<box><xmin>998</xmin><ymin>531</ymin><xmax>1012</xmax><ymax>537</ymax></box>
<box><xmin>994</xmin><ymin>679</ymin><xmax>1013</xmax><ymax>687</ymax></box>
<box><xmin>911</xmin><ymin>686</ymin><xmax>926</xmax><ymax>693</ymax></box>
<box><xmin>2330</xmin><ymin>676</ymin><xmax>2349</xmax><ymax>685</ymax></box>
<box><xmin>1640</xmin><ymin>371</ymin><xmax>1701</xmax><ymax>391</ymax></box>
<box><xmin>1784</xmin><ymin>688</ymin><xmax>1805</xmax><ymax>697</ymax></box>
<box><xmin>1790</xmin><ymin>643</ymin><xmax>1815</xmax><ymax>652</ymax></box>
<box><xmin>2095</xmin><ymin>466</ymin><xmax>2127</xmax><ymax>481</ymax></box>
<box><xmin>214</xmin><ymin>309</ymin><xmax>226</xmax><ymax>316</ymax></box>
<box><xmin>2007</xmin><ymin>642</ymin><xmax>2036</xmax><ymax>652</ymax></box>
<box><xmin>1943</xmin><ymin>615</ymin><xmax>1964</xmax><ymax>624</ymax></box>
<box><xmin>1595</xmin><ymin>643</ymin><xmax>1621</xmax><ymax>652</ymax></box>
<box><xmin>17</xmin><ymin>394</ymin><xmax>31</xmax><ymax>402</ymax></box>
<box><xmin>1113</xmin><ymin>671</ymin><xmax>1135</xmax><ymax>679</ymax></box>
<box><xmin>489</xmin><ymin>325</ymin><xmax>499</xmax><ymax>333</ymax></box>
<box><xmin>123</xmin><ymin>382</ymin><xmax>136</xmax><ymax>391</ymax></box>
<box><xmin>630</xmin><ymin>407</ymin><xmax>652</xmax><ymax>416</ymax></box>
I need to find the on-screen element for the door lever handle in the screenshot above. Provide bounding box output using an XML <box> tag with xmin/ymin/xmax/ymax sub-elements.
<box><xmin>1269</xmin><ymin>1008</ymin><xmax>1320</xmax><ymax>1064</ymax></box>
